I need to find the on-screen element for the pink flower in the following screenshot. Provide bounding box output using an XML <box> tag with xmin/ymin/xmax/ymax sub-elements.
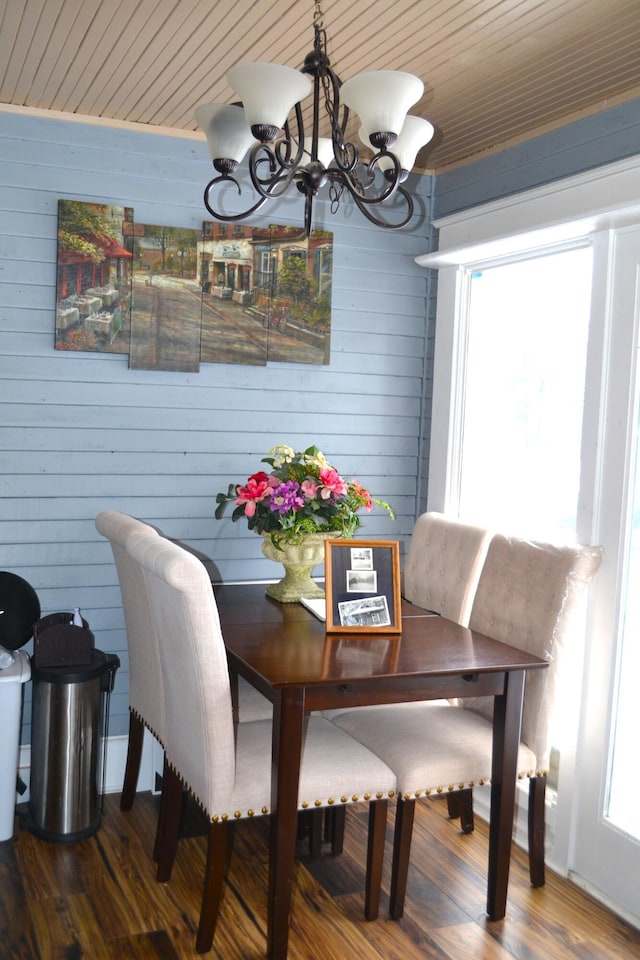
<box><xmin>236</xmin><ymin>471</ymin><xmax>273</xmax><ymax>517</ymax></box>
<box><xmin>301</xmin><ymin>479</ymin><xmax>319</xmax><ymax>498</ymax></box>
<box><xmin>352</xmin><ymin>480</ymin><xmax>373</xmax><ymax>510</ymax></box>
<box><xmin>318</xmin><ymin>467</ymin><xmax>348</xmax><ymax>499</ymax></box>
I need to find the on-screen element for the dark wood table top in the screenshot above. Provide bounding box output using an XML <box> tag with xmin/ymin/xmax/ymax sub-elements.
<box><xmin>213</xmin><ymin>582</ymin><xmax>547</xmax><ymax>697</ymax></box>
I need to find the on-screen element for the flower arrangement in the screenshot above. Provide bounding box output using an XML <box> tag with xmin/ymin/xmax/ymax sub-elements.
<box><xmin>215</xmin><ymin>444</ymin><xmax>393</xmax><ymax>545</ymax></box>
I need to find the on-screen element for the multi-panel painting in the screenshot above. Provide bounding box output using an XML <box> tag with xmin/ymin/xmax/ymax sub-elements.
<box><xmin>55</xmin><ymin>200</ymin><xmax>333</xmax><ymax>370</ymax></box>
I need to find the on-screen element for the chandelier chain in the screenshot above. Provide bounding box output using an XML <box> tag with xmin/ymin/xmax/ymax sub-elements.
<box><xmin>312</xmin><ymin>0</ymin><xmax>324</xmax><ymax>31</ymax></box>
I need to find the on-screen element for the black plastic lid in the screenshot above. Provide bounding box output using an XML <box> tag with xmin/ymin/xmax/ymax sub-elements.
<box><xmin>31</xmin><ymin>648</ymin><xmax>113</xmax><ymax>683</ymax></box>
<box><xmin>0</xmin><ymin>572</ymin><xmax>41</xmax><ymax>651</ymax></box>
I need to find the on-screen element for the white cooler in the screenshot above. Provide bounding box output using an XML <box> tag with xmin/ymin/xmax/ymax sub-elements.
<box><xmin>0</xmin><ymin>650</ymin><xmax>30</xmax><ymax>841</ymax></box>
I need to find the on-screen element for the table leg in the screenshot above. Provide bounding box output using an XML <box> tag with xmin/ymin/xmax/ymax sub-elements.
<box><xmin>268</xmin><ymin>688</ymin><xmax>305</xmax><ymax>960</ymax></box>
<box><xmin>487</xmin><ymin>669</ymin><xmax>525</xmax><ymax>920</ymax></box>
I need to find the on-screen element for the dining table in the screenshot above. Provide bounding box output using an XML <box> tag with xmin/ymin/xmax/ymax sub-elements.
<box><xmin>213</xmin><ymin>582</ymin><xmax>548</xmax><ymax>960</ymax></box>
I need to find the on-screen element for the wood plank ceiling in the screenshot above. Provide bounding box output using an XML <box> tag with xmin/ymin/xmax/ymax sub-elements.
<box><xmin>1</xmin><ymin>0</ymin><xmax>640</xmax><ymax>173</ymax></box>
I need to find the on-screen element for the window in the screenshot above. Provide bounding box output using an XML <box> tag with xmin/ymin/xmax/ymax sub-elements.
<box><xmin>421</xmin><ymin>157</ymin><xmax>640</xmax><ymax>919</ymax></box>
<box><xmin>457</xmin><ymin>248</ymin><xmax>593</xmax><ymax>540</ymax></box>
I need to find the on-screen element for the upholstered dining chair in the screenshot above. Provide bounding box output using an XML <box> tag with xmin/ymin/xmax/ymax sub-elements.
<box><xmin>322</xmin><ymin>511</ymin><xmax>493</xmax><ymax>851</ymax></box>
<box><xmin>402</xmin><ymin>511</ymin><xmax>492</xmax><ymax>624</ymax></box>
<box><xmin>329</xmin><ymin>534</ymin><xmax>603</xmax><ymax>918</ymax></box>
<box><xmin>125</xmin><ymin>529</ymin><xmax>397</xmax><ymax>954</ymax></box>
<box><xmin>95</xmin><ymin>510</ymin><xmax>165</xmax><ymax>813</ymax></box>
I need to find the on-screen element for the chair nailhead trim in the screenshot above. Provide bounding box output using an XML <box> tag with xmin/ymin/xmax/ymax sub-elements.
<box><xmin>394</xmin><ymin>772</ymin><xmax>542</xmax><ymax>803</ymax></box>
<box><xmin>165</xmin><ymin>762</ymin><xmax>402</xmax><ymax>823</ymax></box>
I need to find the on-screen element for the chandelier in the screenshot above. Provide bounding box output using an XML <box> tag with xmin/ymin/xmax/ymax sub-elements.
<box><xmin>195</xmin><ymin>0</ymin><xmax>434</xmax><ymax>236</ymax></box>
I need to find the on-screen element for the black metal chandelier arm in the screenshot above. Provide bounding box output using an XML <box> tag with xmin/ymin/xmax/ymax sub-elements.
<box><xmin>202</xmin><ymin>173</ymin><xmax>269</xmax><ymax>223</ymax></box>
<box><xmin>325</xmin><ymin>156</ymin><xmax>401</xmax><ymax>206</ymax></box>
<box><xmin>329</xmin><ymin>172</ymin><xmax>415</xmax><ymax>229</ymax></box>
<box><xmin>247</xmin><ymin>143</ymin><xmax>304</xmax><ymax>201</ymax></box>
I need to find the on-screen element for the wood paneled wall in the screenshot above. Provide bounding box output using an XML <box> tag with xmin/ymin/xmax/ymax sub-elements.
<box><xmin>434</xmin><ymin>96</ymin><xmax>640</xmax><ymax>219</ymax></box>
<box><xmin>0</xmin><ymin>112</ymin><xmax>435</xmax><ymax>740</ymax></box>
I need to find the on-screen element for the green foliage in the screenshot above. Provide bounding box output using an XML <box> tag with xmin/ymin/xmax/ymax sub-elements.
<box><xmin>277</xmin><ymin>256</ymin><xmax>313</xmax><ymax>305</ymax></box>
<box><xmin>57</xmin><ymin>200</ymin><xmax>119</xmax><ymax>263</ymax></box>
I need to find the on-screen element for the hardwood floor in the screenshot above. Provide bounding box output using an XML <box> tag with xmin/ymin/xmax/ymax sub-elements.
<box><xmin>2</xmin><ymin>792</ymin><xmax>640</xmax><ymax>960</ymax></box>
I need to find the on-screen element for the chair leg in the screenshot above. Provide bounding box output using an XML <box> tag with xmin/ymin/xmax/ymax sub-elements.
<box><xmin>390</xmin><ymin>797</ymin><xmax>416</xmax><ymax>920</ymax></box>
<box><xmin>528</xmin><ymin>774</ymin><xmax>547</xmax><ymax>887</ymax></box>
<box><xmin>447</xmin><ymin>787</ymin><xmax>475</xmax><ymax>834</ymax></box>
<box><xmin>156</xmin><ymin>766</ymin><xmax>184</xmax><ymax>883</ymax></box>
<box><xmin>196</xmin><ymin>820</ymin><xmax>231</xmax><ymax>954</ymax></box>
<box><xmin>330</xmin><ymin>804</ymin><xmax>346</xmax><ymax>855</ymax></box>
<box><xmin>120</xmin><ymin>711</ymin><xmax>144</xmax><ymax>811</ymax></box>
<box><xmin>152</xmin><ymin>755</ymin><xmax>169</xmax><ymax>863</ymax></box>
<box><xmin>309</xmin><ymin>808</ymin><xmax>324</xmax><ymax>857</ymax></box>
<box><xmin>365</xmin><ymin>799</ymin><xmax>388</xmax><ymax>920</ymax></box>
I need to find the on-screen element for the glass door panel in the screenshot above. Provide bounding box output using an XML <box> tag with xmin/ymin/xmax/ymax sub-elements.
<box><xmin>459</xmin><ymin>247</ymin><xmax>593</xmax><ymax>541</ymax></box>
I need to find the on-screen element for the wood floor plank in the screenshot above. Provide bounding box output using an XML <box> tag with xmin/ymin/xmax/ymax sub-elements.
<box><xmin>569</xmin><ymin>926</ymin><xmax>640</xmax><ymax>960</ymax></box>
<box><xmin>338</xmin><ymin>895</ymin><xmax>452</xmax><ymax>960</ymax></box>
<box><xmin>0</xmin><ymin>836</ymin><xmax>41</xmax><ymax>960</ymax></box>
<box><xmin>28</xmin><ymin>894</ymin><xmax>112</xmax><ymax>960</ymax></box>
<box><xmin>428</xmin><ymin>920</ymin><xmax>517</xmax><ymax>960</ymax></box>
<box><xmin>4</xmin><ymin>792</ymin><xmax>640</xmax><ymax>960</ymax></box>
<box><xmin>104</xmin><ymin>930</ymin><xmax>182</xmax><ymax>959</ymax></box>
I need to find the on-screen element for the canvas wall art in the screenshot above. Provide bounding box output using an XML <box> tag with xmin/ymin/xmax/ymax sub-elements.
<box><xmin>54</xmin><ymin>201</ymin><xmax>333</xmax><ymax>370</ymax></box>
<box><xmin>55</xmin><ymin>200</ymin><xmax>133</xmax><ymax>354</ymax></box>
<box><xmin>127</xmin><ymin>223</ymin><xmax>203</xmax><ymax>372</ymax></box>
<box><xmin>199</xmin><ymin>222</ymin><xmax>332</xmax><ymax>366</ymax></box>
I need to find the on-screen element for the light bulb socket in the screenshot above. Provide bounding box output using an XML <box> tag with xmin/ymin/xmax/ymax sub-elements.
<box><xmin>384</xmin><ymin>166</ymin><xmax>409</xmax><ymax>183</ymax></box>
<box><xmin>251</xmin><ymin>123</ymin><xmax>281</xmax><ymax>142</ymax></box>
<box><xmin>213</xmin><ymin>158</ymin><xmax>239</xmax><ymax>175</ymax></box>
<box><xmin>369</xmin><ymin>131</ymin><xmax>398</xmax><ymax>150</ymax></box>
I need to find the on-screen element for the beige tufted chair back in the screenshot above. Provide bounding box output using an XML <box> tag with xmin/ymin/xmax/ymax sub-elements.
<box><xmin>95</xmin><ymin>510</ymin><xmax>166</xmax><ymax>748</ymax></box>
<box><xmin>127</xmin><ymin>529</ymin><xmax>236</xmax><ymax>813</ymax></box>
<box><xmin>468</xmin><ymin>534</ymin><xmax>603</xmax><ymax>768</ymax></box>
<box><xmin>403</xmin><ymin>512</ymin><xmax>492</xmax><ymax>626</ymax></box>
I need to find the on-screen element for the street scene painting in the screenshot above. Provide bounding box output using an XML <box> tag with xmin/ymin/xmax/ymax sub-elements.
<box><xmin>55</xmin><ymin>200</ymin><xmax>133</xmax><ymax>354</ymax></box>
<box><xmin>200</xmin><ymin>222</ymin><xmax>332</xmax><ymax>366</ymax></box>
<box><xmin>54</xmin><ymin>201</ymin><xmax>333</xmax><ymax>369</ymax></box>
<box><xmin>127</xmin><ymin>223</ymin><xmax>203</xmax><ymax>372</ymax></box>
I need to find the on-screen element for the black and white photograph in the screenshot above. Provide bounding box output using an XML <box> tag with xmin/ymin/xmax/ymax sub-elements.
<box><xmin>338</xmin><ymin>595</ymin><xmax>391</xmax><ymax>627</ymax></box>
<box><xmin>346</xmin><ymin>568</ymin><xmax>377</xmax><ymax>592</ymax></box>
<box><xmin>350</xmin><ymin>546</ymin><xmax>373</xmax><ymax>569</ymax></box>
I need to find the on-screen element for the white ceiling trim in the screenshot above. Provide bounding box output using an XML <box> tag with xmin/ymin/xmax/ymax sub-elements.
<box><xmin>416</xmin><ymin>154</ymin><xmax>640</xmax><ymax>267</ymax></box>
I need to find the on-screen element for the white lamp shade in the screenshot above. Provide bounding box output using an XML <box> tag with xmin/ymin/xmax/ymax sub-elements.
<box><xmin>359</xmin><ymin>115</ymin><xmax>434</xmax><ymax>172</ymax></box>
<box><xmin>303</xmin><ymin>136</ymin><xmax>335</xmax><ymax>168</ymax></box>
<box><xmin>341</xmin><ymin>70</ymin><xmax>424</xmax><ymax>138</ymax></box>
<box><xmin>227</xmin><ymin>63</ymin><xmax>311</xmax><ymax>134</ymax></box>
<box><xmin>195</xmin><ymin>103</ymin><xmax>255</xmax><ymax>164</ymax></box>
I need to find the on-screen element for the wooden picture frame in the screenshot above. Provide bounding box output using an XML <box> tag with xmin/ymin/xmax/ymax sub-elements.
<box><xmin>324</xmin><ymin>539</ymin><xmax>402</xmax><ymax>633</ymax></box>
